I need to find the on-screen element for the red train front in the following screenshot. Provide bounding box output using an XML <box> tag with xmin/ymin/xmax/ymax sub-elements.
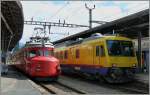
<box><xmin>12</xmin><ymin>36</ymin><xmax>61</xmax><ymax>81</ymax></box>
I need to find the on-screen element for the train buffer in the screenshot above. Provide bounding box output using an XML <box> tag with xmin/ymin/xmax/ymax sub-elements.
<box><xmin>1</xmin><ymin>65</ymin><xmax>49</xmax><ymax>95</ymax></box>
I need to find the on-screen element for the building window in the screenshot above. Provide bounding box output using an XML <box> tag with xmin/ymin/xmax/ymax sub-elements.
<box><xmin>64</xmin><ymin>50</ymin><xmax>68</xmax><ymax>59</ymax></box>
<box><xmin>76</xmin><ymin>49</ymin><xmax>79</xmax><ymax>58</ymax></box>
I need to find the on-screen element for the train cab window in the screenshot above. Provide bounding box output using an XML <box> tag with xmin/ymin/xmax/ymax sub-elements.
<box><xmin>100</xmin><ymin>46</ymin><xmax>105</xmax><ymax>56</ymax></box>
<box><xmin>44</xmin><ymin>50</ymin><xmax>54</xmax><ymax>56</ymax></box>
<box><xmin>37</xmin><ymin>50</ymin><xmax>43</xmax><ymax>56</ymax></box>
<box><xmin>29</xmin><ymin>50</ymin><xmax>36</xmax><ymax>57</ymax></box>
<box><xmin>107</xmin><ymin>40</ymin><xmax>134</xmax><ymax>56</ymax></box>
<box><xmin>76</xmin><ymin>49</ymin><xmax>79</xmax><ymax>58</ymax></box>
<box><xmin>107</xmin><ymin>40</ymin><xmax>122</xmax><ymax>56</ymax></box>
<box><xmin>121</xmin><ymin>41</ymin><xmax>134</xmax><ymax>56</ymax></box>
<box><xmin>96</xmin><ymin>46</ymin><xmax>100</xmax><ymax>56</ymax></box>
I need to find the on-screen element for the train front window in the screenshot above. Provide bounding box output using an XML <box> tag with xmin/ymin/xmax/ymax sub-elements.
<box><xmin>29</xmin><ymin>50</ymin><xmax>36</xmax><ymax>57</ymax></box>
<box><xmin>37</xmin><ymin>50</ymin><xmax>43</xmax><ymax>56</ymax></box>
<box><xmin>121</xmin><ymin>41</ymin><xmax>134</xmax><ymax>56</ymax></box>
<box><xmin>107</xmin><ymin>40</ymin><xmax>122</xmax><ymax>56</ymax></box>
<box><xmin>107</xmin><ymin>40</ymin><xmax>134</xmax><ymax>56</ymax></box>
<box><xmin>44</xmin><ymin>50</ymin><xmax>54</xmax><ymax>56</ymax></box>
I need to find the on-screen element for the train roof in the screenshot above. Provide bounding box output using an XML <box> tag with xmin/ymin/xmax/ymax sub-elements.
<box><xmin>24</xmin><ymin>36</ymin><xmax>54</xmax><ymax>48</ymax></box>
<box><xmin>55</xmin><ymin>33</ymin><xmax>132</xmax><ymax>47</ymax></box>
<box><xmin>24</xmin><ymin>42</ymin><xmax>54</xmax><ymax>48</ymax></box>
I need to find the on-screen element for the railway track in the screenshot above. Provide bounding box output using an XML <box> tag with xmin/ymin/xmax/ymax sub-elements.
<box><xmin>62</xmin><ymin>73</ymin><xmax>149</xmax><ymax>94</ymax></box>
<box><xmin>12</xmin><ymin>66</ymin><xmax>86</xmax><ymax>94</ymax></box>
<box><xmin>100</xmin><ymin>79</ymin><xmax>149</xmax><ymax>94</ymax></box>
<box><xmin>115</xmin><ymin>81</ymin><xmax>149</xmax><ymax>94</ymax></box>
<box><xmin>11</xmin><ymin>66</ymin><xmax>149</xmax><ymax>94</ymax></box>
<box><xmin>38</xmin><ymin>81</ymin><xmax>86</xmax><ymax>94</ymax></box>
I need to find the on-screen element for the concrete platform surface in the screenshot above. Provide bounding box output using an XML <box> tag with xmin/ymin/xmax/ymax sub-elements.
<box><xmin>1</xmin><ymin>66</ymin><xmax>49</xmax><ymax>95</ymax></box>
<box><xmin>135</xmin><ymin>73</ymin><xmax>149</xmax><ymax>84</ymax></box>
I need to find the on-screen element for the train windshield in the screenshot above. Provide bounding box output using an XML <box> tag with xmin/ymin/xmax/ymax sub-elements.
<box><xmin>29</xmin><ymin>50</ymin><xmax>37</xmax><ymax>57</ymax></box>
<box><xmin>44</xmin><ymin>50</ymin><xmax>54</xmax><ymax>56</ymax></box>
<box><xmin>36</xmin><ymin>50</ymin><xmax>54</xmax><ymax>56</ymax></box>
<box><xmin>107</xmin><ymin>40</ymin><xmax>135</xmax><ymax>56</ymax></box>
<box><xmin>37</xmin><ymin>50</ymin><xmax>43</xmax><ymax>56</ymax></box>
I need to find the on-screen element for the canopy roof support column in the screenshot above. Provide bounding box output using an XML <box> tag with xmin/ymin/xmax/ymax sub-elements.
<box><xmin>138</xmin><ymin>31</ymin><xmax>142</xmax><ymax>72</ymax></box>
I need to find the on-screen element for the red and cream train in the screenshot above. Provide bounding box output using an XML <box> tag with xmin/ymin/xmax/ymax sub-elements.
<box><xmin>11</xmin><ymin>36</ymin><xmax>61</xmax><ymax>81</ymax></box>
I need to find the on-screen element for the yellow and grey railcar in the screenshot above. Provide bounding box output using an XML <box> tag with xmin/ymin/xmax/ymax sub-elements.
<box><xmin>54</xmin><ymin>33</ymin><xmax>138</xmax><ymax>83</ymax></box>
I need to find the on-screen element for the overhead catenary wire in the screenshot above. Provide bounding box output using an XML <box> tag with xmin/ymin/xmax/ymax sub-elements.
<box><xmin>49</xmin><ymin>1</ymin><xmax>70</xmax><ymax>20</ymax></box>
<box><xmin>49</xmin><ymin>2</ymin><xmax>88</xmax><ymax>38</ymax></box>
<box><xmin>65</xmin><ymin>4</ymin><xmax>84</xmax><ymax>20</ymax></box>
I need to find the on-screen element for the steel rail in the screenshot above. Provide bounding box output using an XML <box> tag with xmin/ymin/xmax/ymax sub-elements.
<box><xmin>62</xmin><ymin>74</ymin><xmax>149</xmax><ymax>94</ymax></box>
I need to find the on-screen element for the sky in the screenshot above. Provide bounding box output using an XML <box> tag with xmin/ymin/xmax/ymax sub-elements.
<box><xmin>20</xmin><ymin>1</ymin><xmax>149</xmax><ymax>44</ymax></box>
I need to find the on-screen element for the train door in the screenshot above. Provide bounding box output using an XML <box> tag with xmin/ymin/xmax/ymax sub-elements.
<box><xmin>25</xmin><ymin>50</ymin><xmax>30</xmax><ymax>73</ymax></box>
<box><xmin>94</xmin><ymin>43</ymin><xmax>106</xmax><ymax>66</ymax></box>
<box><xmin>69</xmin><ymin>46</ymin><xmax>77</xmax><ymax>72</ymax></box>
<box><xmin>26</xmin><ymin>49</ymin><xmax>37</xmax><ymax>74</ymax></box>
<box><xmin>70</xmin><ymin>46</ymin><xmax>75</xmax><ymax>64</ymax></box>
<box><xmin>94</xmin><ymin>45</ymin><xmax>100</xmax><ymax>65</ymax></box>
<box><xmin>99</xmin><ymin>45</ymin><xmax>106</xmax><ymax>66</ymax></box>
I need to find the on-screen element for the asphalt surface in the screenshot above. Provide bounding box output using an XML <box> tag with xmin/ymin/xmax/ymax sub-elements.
<box><xmin>1</xmin><ymin>67</ymin><xmax>48</xmax><ymax>95</ymax></box>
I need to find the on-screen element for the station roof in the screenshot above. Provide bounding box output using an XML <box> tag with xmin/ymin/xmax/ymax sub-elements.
<box><xmin>1</xmin><ymin>1</ymin><xmax>24</xmax><ymax>52</ymax></box>
<box><xmin>53</xmin><ymin>9</ymin><xmax>149</xmax><ymax>44</ymax></box>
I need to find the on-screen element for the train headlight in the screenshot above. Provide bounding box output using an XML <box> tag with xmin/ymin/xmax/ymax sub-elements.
<box><xmin>56</xmin><ymin>65</ymin><xmax>61</xmax><ymax>71</ymax></box>
<box><xmin>112</xmin><ymin>64</ymin><xmax>117</xmax><ymax>67</ymax></box>
<box><xmin>132</xmin><ymin>64</ymin><xmax>136</xmax><ymax>68</ymax></box>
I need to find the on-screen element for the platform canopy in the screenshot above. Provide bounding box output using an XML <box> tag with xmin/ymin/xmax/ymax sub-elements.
<box><xmin>1</xmin><ymin>1</ymin><xmax>24</xmax><ymax>52</ymax></box>
<box><xmin>53</xmin><ymin>9</ymin><xmax>149</xmax><ymax>44</ymax></box>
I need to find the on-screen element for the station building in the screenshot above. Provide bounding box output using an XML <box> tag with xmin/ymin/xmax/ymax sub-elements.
<box><xmin>1</xmin><ymin>1</ymin><xmax>24</xmax><ymax>64</ymax></box>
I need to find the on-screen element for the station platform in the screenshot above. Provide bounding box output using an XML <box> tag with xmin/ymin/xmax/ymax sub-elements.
<box><xmin>1</xmin><ymin>66</ymin><xmax>49</xmax><ymax>95</ymax></box>
<box><xmin>135</xmin><ymin>73</ymin><xmax>149</xmax><ymax>85</ymax></box>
